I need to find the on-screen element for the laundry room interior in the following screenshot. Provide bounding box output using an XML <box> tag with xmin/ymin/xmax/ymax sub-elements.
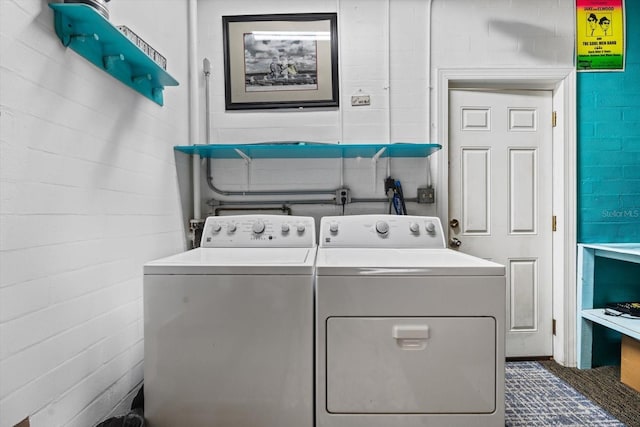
<box><xmin>1</xmin><ymin>0</ymin><xmax>640</xmax><ymax>426</ymax></box>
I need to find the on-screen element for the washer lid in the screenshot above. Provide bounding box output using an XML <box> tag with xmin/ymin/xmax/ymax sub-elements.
<box><xmin>315</xmin><ymin>248</ymin><xmax>504</xmax><ymax>276</ymax></box>
<box><xmin>144</xmin><ymin>247</ymin><xmax>317</xmax><ymax>275</ymax></box>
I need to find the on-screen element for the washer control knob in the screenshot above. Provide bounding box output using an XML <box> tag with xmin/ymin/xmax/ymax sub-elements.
<box><xmin>281</xmin><ymin>223</ymin><xmax>290</xmax><ymax>233</ymax></box>
<box><xmin>329</xmin><ymin>222</ymin><xmax>339</xmax><ymax>233</ymax></box>
<box><xmin>297</xmin><ymin>223</ymin><xmax>306</xmax><ymax>233</ymax></box>
<box><xmin>425</xmin><ymin>222</ymin><xmax>436</xmax><ymax>233</ymax></box>
<box><xmin>409</xmin><ymin>222</ymin><xmax>420</xmax><ymax>233</ymax></box>
<box><xmin>376</xmin><ymin>220</ymin><xmax>390</xmax><ymax>235</ymax></box>
<box><xmin>227</xmin><ymin>223</ymin><xmax>237</xmax><ymax>233</ymax></box>
<box><xmin>252</xmin><ymin>221</ymin><xmax>266</xmax><ymax>234</ymax></box>
<box><xmin>211</xmin><ymin>222</ymin><xmax>222</xmax><ymax>233</ymax></box>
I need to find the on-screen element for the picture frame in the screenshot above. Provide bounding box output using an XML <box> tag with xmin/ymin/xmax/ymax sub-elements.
<box><xmin>222</xmin><ymin>13</ymin><xmax>339</xmax><ymax>110</ymax></box>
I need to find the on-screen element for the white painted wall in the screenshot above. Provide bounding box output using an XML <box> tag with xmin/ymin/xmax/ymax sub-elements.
<box><xmin>197</xmin><ymin>0</ymin><xmax>436</xmax><ymax>221</ymax></box>
<box><xmin>429</xmin><ymin>0</ymin><xmax>575</xmax><ymax>132</ymax></box>
<box><xmin>0</xmin><ymin>1</ymin><xmax>189</xmax><ymax>426</ymax></box>
<box><xmin>196</xmin><ymin>0</ymin><xmax>573</xmax><ymax>221</ymax></box>
<box><xmin>0</xmin><ymin>0</ymin><xmax>575</xmax><ymax>426</ymax></box>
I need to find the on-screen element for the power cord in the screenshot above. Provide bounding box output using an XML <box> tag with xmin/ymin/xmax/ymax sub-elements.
<box><xmin>384</xmin><ymin>176</ymin><xmax>408</xmax><ymax>215</ymax></box>
<box><xmin>395</xmin><ymin>179</ymin><xmax>407</xmax><ymax>215</ymax></box>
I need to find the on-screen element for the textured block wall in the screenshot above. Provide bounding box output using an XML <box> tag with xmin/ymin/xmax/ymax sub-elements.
<box><xmin>198</xmin><ymin>0</ymin><xmax>575</xmax><ymax>220</ymax></box>
<box><xmin>0</xmin><ymin>1</ymin><xmax>189</xmax><ymax>426</ymax></box>
<box><xmin>578</xmin><ymin>0</ymin><xmax>640</xmax><ymax>242</ymax></box>
<box><xmin>0</xmin><ymin>0</ymin><xmax>585</xmax><ymax>425</ymax></box>
<box><xmin>430</xmin><ymin>0</ymin><xmax>575</xmax><ymax>69</ymax></box>
<box><xmin>198</xmin><ymin>0</ymin><xmax>437</xmax><ymax>219</ymax></box>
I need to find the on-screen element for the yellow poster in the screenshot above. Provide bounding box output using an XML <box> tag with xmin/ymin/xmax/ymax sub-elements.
<box><xmin>576</xmin><ymin>0</ymin><xmax>625</xmax><ymax>71</ymax></box>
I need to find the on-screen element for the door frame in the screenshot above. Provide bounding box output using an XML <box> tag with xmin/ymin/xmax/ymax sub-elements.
<box><xmin>435</xmin><ymin>68</ymin><xmax>577</xmax><ymax>367</ymax></box>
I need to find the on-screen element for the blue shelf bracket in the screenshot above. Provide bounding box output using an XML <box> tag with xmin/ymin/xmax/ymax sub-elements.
<box><xmin>49</xmin><ymin>3</ymin><xmax>179</xmax><ymax>106</ymax></box>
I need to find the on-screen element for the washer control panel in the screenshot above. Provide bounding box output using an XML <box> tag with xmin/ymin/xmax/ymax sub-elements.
<box><xmin>201</xmin><ymin>215</ymin><xmax>316</xmax><ymax>248</ymax></box>
<box><xmin>320</xmin><ymin>215</ymin><xmax>445</xmax><ymax>248</ymax></box>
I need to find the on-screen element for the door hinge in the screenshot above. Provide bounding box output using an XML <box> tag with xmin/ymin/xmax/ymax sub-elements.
<box><xmin>552</xmin><ymin>111</ymin><xmax>557</xmax><ymax>127</ymax></box>
<box><xmin>552</xmin><ymin>215</ymin><xmax>557</xmax><ymax>232</ymax></box>
<box><xmin>552</xmin><ymin>319</ymin><xmax>556</xmax><ymax>336</ymax></box>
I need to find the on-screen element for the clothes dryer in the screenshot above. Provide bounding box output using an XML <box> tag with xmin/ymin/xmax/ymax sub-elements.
<box><xmin>144</xmin><ymin>215</ymin><xmax>316</xmax><ymax>427</ymax></box>
<box><xmin>315</xmin><ymin>215</ymin><xmax>506</xmax><ymax>427</ymax></box>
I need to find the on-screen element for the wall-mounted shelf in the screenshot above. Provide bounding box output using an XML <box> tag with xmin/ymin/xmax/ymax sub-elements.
<box><xmin>174</xmin><ymin>142</ymin><xmax>442</xmax><ymax>160</ymax></box>
<box><xmin>577</xmin><ymin>243</ymin><xmax>640</xmax><ymax>368</ymax></box>
<box><xmin>49</xmin><ymin>3</ymin><xmax>179</xmax><ymax>106</ymax></box>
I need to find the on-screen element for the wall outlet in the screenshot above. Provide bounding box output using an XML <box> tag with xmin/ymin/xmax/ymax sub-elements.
<box><xmin>351</xmin><ymin>95</ymin><xmax>370</xmax><ymax>106</ymax></box>
<box><xmin>417</xmin><ymin>186</ymin><xmax>435</xmax><ymax>204</ymax></box>
<box><xmin>335</xmin><ymin>187</ymin><xmax>351</xmax><ymax>205</ymax></box>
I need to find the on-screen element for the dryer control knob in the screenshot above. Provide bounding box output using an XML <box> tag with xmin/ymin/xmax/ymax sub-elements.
<box><xmin>227</xmin><ymin>223</ymin><xmax>237</xmax><ymax>233</ymax></box>
<box><xmin>281</xmin><ymin>223</ymin><xmax>290</xmax><ymax>233</ymax></box>
<box><xmin>376</xmin><ymin>220</ymin><xmax>390</xmax><ymax>235</ymax></box>
<box><xmin>425</xmin><ymin>222</ymin><xmax>436</xmax><ymax>233</ymax></box>
<box><xmin>211</xmin><ymin>222</ymin><xmax>222</xmax><ymax>233</ymax></box>
<box><xmin>329</xmin><ymin>222</ymin><xmax>339</xmax><ymax>233</ymax></box>
<box><xmin>297</xmin><ymin>223</ymin><xmax>306</xmax><ymax>233</ymax></box>
<box><xmin>409</xmin><ymin>222</ymin><xmax>420</xmax><ymax>233</ymax></box>
<box><xmin>252</xmin><ymin>221</ymin><xmax>266</xmax><ymax>234</ymax></box>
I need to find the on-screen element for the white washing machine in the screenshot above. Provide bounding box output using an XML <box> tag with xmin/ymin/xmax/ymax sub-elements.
<box><xmin>315</xmin><ymin>215</ymin><xmax>506</xmax><ymax>427</ymax></box>
<box><xmin>143</xmin><ymin>215</ymin><xmax>316</xmax><ymax>427</ymax></box>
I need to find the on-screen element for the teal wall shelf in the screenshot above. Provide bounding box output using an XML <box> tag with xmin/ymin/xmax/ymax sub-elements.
<box><xmin>174</xmin><ymin>142</ymin><xmax>442</xmax><ymax>160</ymax></box>
<box><xmin>49</xmin><ymin>3</ymin><xmax>179</xmax><ymax>106</ymax></box>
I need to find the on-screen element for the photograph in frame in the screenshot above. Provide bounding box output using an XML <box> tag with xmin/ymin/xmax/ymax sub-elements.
<box><xmin>223</xmin><ymin>13</ymin><xmax>339</xmax><ymax>110</ymax></box>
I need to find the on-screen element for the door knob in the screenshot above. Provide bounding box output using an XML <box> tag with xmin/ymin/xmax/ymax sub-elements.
<box><xmin>450</xmin><ymin>237</ymin><xmax>462</xmax><ymax>248</ymax></box>
<box><xmin>449</xmin><ymin>218</ymin><xmax>459</xmax><ymax>228</ymax></box>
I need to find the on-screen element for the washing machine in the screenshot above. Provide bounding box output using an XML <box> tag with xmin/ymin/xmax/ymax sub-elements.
<box><xmin>315</xmin><ymin>214</ymin><xmax>506</xmax><ymax>427</ymax></box>
<box><xmin>143</xmin><ymin>215</ymin><xmax>316</xmax><ymax>427</ymax></box>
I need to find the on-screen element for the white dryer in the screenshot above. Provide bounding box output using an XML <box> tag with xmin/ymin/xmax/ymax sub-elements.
<box><xmin>144</xmin><ymin>215</ymin><xmax>316</xmax><ymax>427</ymax></box>
<box><xmin>315</xmin><ymin>215</ymin><xmax>506</xmax><ymax>427</ymax></box>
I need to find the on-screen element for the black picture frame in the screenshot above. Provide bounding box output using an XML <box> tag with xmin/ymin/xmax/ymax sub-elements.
<box><xmin>222</xmin><ymin>13</ymin><xmax>339</xmax><ymax>110</ymax></box>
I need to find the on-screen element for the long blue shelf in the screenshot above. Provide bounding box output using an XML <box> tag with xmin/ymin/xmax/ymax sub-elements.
<box><xmin>174</xmin><ymin>142</ymin><xmax>442</xmax><ymax>159</ymax></box>
<box><xmin>49</xmin><ymin>3</ymin><xmax>179</xmax><ymax>106</ymax></box>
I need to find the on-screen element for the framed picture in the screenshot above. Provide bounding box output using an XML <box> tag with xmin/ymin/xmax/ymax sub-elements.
<box><xmin>222</xmin><ymin>13</ymin><xmax>339</xmax><ymax>110</ymax></box>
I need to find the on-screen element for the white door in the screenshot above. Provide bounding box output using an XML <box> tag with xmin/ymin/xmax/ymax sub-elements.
<box><xmin>448</xmin><ymin>89</ymin><xmax>553</xmax><ymax>358</ymax></box>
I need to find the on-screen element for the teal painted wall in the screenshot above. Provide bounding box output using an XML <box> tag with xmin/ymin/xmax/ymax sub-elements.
<box><xmin>579</xmin><ymin>1</ymin><xmax>640</xmax><ymax>367</ymax></box>
<box><xmin>578</xmin><ymin>0</ymin><xmax>640</xmax><ymax>243</ymax></box>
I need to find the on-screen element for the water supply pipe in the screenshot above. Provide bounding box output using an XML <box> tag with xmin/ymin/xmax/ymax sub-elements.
<box><xmin>188</xmin><ymin>0</ymin><xmax>201</xmax><ymax>220</ymax></box>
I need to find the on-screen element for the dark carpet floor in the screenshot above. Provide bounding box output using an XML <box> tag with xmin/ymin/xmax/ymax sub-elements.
<box><xmin>539</xmin><ymin>360</ymin><xmax>640</xmax><ymax>427</ymax></box>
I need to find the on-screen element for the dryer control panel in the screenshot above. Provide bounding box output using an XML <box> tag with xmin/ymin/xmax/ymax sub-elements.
<box><xmin>201</xmin><ymin>215</ymin><xmax>316</xmax><ymax>248</ymax></box>
<box><xmin>319</xmin><ymin>215</ymin><xmax>445</xmax><ymax>248</ymax></box>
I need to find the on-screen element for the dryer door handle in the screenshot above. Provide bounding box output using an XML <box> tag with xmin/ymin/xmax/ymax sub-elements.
<box><xmin>393</xmin><ymin>325</ymin><xmax>430</xmax><ymax>350</ymax></box>
<box><xmin>392</xmin><ymin>325</ymin><xmax>430</xmax><ymax>340</ymax></box>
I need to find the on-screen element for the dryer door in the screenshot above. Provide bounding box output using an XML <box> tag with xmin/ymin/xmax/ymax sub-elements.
<box><xmin>326</xmin><ymin>317</ymin><xmax>496</xmax><ymax>414</ymax></box>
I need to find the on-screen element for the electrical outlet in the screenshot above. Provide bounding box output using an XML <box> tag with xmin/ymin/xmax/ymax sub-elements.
<box><xmin>351</xmin><ymin>95</ymin><xmax>370</xmax><ymax>106</ymax></box>
<box><xmin>417</xmin><ymin>186</ymin><xmax>435</xmax><ymax>204</ymax></box>
<box><xmin>335</xmin><ymin>187</ymin><xmax>351</xmax><ymax>205</ymax></box>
